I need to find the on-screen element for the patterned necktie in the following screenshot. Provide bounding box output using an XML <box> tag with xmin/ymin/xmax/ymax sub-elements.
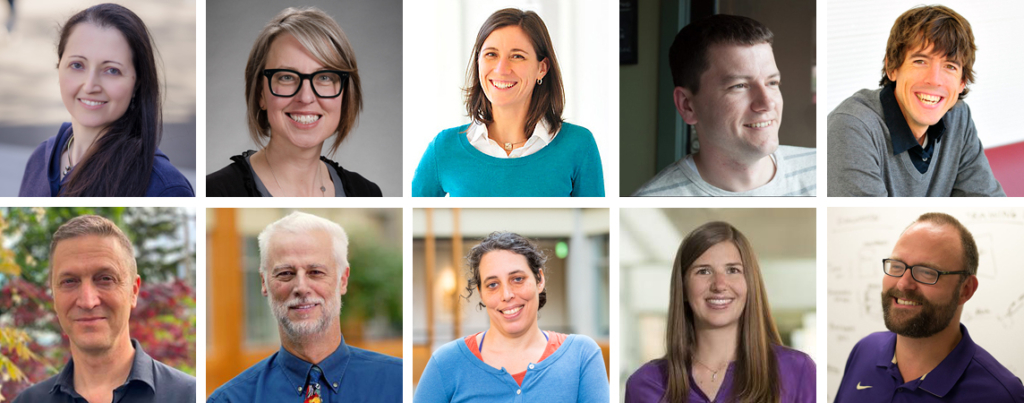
<box><xmin>304</xmin><ymin>365</ymin><xmax>323</xmax><ymax>403</ymax></box>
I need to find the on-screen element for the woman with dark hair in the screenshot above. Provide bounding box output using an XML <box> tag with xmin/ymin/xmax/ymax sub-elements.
<box><xmin>414</xmin><ymin>232</ymin><xmax>609</xmax><ymax>402</ymax></box>
<box><xmin>411</xmin><ymin>8</ymin><xmax>604</xmax><ymax>197</ymax></box>
<box><xmin>206</xmin><ymin>7</ymin><xmax>381</xmax><ymax>197</ymax></box>
<box><xmin>625</xmin><ymin>222</ymin><xmax>815</xmax><ymax>403</ymax></box>
<box><xmin>18</xmin><ymin>3</ymin><xmax>193</xmax><ymax>197</ymax></box>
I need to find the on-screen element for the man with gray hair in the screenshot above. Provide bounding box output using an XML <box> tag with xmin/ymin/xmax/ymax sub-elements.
<box><xmin>208</xmin><ymin>211</ymin><xmax>401</xmax><ymax>402</ymax></box>
<box><xmin>13</xmin><ymin>215</ymin><xmax>195</xmax><ymax>403</ymax></box>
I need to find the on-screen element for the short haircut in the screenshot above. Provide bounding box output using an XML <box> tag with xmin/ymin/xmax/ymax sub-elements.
<box><xmin>464</xmin><ymin>8</ymin><xmax>564</xmax><ymax>135</ymax></box>
<box><xmin>907</xmin><ymin>212</ymin><xmax>978</xmax><ymax>275</ymax></box>
<box><xmin>464</xmin><ymin>232</ymin><xmax>547</xmax><ymax>310</ymax></box>
<box><xmin>880</xmin><ymin>5</ymin><xmax>975</xmax><ymax>99</ymax></box>
<box><xmin>50</xmin><ymin>215</ymin><xmax>137</xmax><ymax>282</ymax></box>
<box><xmin>669</xmin><ymin>14</ymin><xmax>774</xmax><ymax>94</ymax></box>
<box><xmin>257</xmin><ymin>211</ymin><xmax>349</xmax><ymax>277</ymax></box>
<box><xmin>244</xmin><ymin>7</ymin><xmax>363</xmax><ymax>155</ymax></box>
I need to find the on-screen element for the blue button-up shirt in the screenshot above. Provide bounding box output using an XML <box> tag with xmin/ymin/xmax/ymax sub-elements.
<box><xmin>208</xmin><ymin>336</ymin><xmax>402</xmax><ymax>403</ymax></box>
<box><xmin>835</xmin><ymin>324</ymin><xmax>1024</xmax><ymax>402</ymax></box>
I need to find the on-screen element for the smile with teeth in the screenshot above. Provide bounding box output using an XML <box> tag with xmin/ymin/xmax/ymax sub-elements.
<box><xmin>916</xmin><ymin>93</ymin><xmax>942</xmax><ymax>105</ymax></box>
<box><xmin>744</xmin><ymin>120</ymin><xmax>775</xmax><ymax>128</ymax></box>
<box><xmin>80</xmin><ymin>99</ymin><xmax>106</xmax><ymax>106</ymax></box>
<box><xmin>895</xmin><ymin>298</ymin><xmax>921</xmax><ymax>306</ymax></box>
<box><xmin>706</xmin><ymin>298</ymin><xmax>734</xmax><ymax>307</ymax></box>
<box><xmin>291</xmin><ymin>303</ymin><xmax>319</xmax><ymax>310</ymax></box>
<box><xmin>500</xmin><ymin>306</ymin><xmax>523</xmax><ymax>315</ymax></box>
<box><xmin>288</xmin><ymin>113</ymin><xmax>321</xmax><ymax>124</ymax></box>
<box><xmin>491</xmin><ymin>80</ymin><xmax>516</xmax><ymax>89</ymax></box>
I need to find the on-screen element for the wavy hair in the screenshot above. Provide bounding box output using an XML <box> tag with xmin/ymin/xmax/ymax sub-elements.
<box><xmin>464</xmin><ymin>231</ymin><xmax>547</xmax><ymax>309</ymax></box>
<box><xmin>56</xmin><ymin>3</ymin><xmax>160</xmax><ymax>196</ymax></box>
<box><xmin>880</xmin><ymin>5</ymin><xmax>975</xmax><ymax>99</ymax></box>
<box><xmin>662</xmin><ymin>221</ymin><xmax>781</xmax><ymax>403</ymax></box>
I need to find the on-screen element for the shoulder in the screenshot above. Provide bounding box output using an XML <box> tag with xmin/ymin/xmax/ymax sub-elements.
<box><xmin>150</xmin><ymin>358</ymin><xmax>196</xmax><ymax>399</ymax></box>
<box><xmin>625</xmin><ymin>360</ymin><xmax>667</xmax><ymax>402</ymax></box>
<box><xmin>554</xmin><ymin>122</ymin><xmax>598</xmax><ymax>149</ymax></box>
<box><xmin>968</xmin><ymin>343</ymin><xmax>1024</xmax><ymax>397</ymax></box>
<box><xmin>848</xmin><ymin>331</ymin><xmax>892</xmax><ymax>360</ymax></box>
<box><xmin>773</xmin><ymin>345</ymin><xmax>816</xmax><ymax>373</ymax></box>
<box><xmin>19</xmin><ymin>135</ymin><xmax>60</xmax><ymax>197</ymax></box>
<box><xmin>347</xmin><ymin>345</ymin><xmax>402</xmax><ymax>374</ymax></box>
<box><xmin>828</xmin><ymin>89</ymin><xmax>885</xmax><ymax>133</ymax></box>
<box><xmin>207</xmin><ymin>152</ymin><xmax>256</xmax><ymax>197</ymax></box>
<box><xmin>427</xmin><ymin>338</ymin><xmax>469</xmax><ymax>366</ymax></box>
<box><xmin>777</xmin><ymin>145</ymin><xmax>816</xmax><ymax>160</ymax></box>
<box><xmin>322</xmin><ymin>157</ymin><xmax>382</xmax><ymax>197</ymax></box>
<box><xmin>564</xmin><ymin>333</ymin><xmax>601</xmax><ymax>353</ymax></box>
<box><xmin>433</xmin><ymin>124</ymin><xmax>473</xmax><ymax>144</ymax></box>
<box><xmin>148</xmin><ymin>150</ymin><xmax>195</xmax><ymax>196</ymax></box>
<box><xmin>632</xmin><ymin>159</ymin><xmax>695</xmax><ymax>196</ymax></box>
<box><xmin>207</xmin><ymin>354</ymin><xmax>275</xmax><ymax>401</ymax></box>
<box><xmin>11</xmin><ymin>373</ymin><xmax>60</xmax><ymax>403</ymax></box>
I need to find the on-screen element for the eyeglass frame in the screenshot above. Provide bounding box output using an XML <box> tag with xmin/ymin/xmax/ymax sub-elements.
<box><xmin>882</xmin><ymin>258</ymin><xmax>970</xmax><ymax>285</ymax></box>
<box><xmin>262</xmin><ymin>69</ymin><xmax>349</xmax><ymax>98</ymax></box>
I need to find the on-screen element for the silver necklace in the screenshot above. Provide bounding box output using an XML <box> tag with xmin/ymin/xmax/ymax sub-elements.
<box><xmin>693</xmin><ymin>358</ymin><xmax>726</xmax><ymax>382</ymax></box>
<box><xmin>264</xmin><ymin>149</ymin><xmax>325</xmax><ymax>196</ymax></box>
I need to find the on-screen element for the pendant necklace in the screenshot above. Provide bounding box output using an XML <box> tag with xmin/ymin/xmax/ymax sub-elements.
<box><xmin>693</xmin><ymin>358</ymin><xmax>726</xmax><ymax>382</ymax></box>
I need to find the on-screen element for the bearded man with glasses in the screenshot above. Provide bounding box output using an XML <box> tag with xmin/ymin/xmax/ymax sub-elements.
<box><xmin>834</xmin><ymin>212</ymin><xmax>1024</xmax><ymax>402</ymax></box>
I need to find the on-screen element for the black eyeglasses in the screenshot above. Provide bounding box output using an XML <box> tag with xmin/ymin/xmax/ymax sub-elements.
<box><xmin>882</xmin><ymin>258</ymin><xmax>970</xmax><ymax>285</ymax></box>
<box><xmin>262</xmin><ymin>69</ymin><xmax>349</xmax><ymax>98</ymax></box>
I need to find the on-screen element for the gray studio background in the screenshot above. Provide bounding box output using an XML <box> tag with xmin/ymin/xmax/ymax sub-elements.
<box><xmin>205</xmin><ymin>0</ymin><xmax>402</xmax><ymax>197</ymax></box>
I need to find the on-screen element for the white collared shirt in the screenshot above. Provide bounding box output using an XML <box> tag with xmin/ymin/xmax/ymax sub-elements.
<box><xmin>466</xmin><ymin>120</ymin><xmax>557</xmax><ymax>158</ymax></box>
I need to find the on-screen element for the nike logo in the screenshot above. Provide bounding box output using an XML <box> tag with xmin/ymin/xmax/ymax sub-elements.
<box><xmin>857</xmin><ymin>382</ymin><xmax>873</xmax><ymax>390</ymax></box>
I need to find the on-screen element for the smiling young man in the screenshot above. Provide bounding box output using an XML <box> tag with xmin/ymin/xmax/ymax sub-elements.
<box><xmin>835</xmin><ymin>213</ymin><xmax>1024</xmax><ymax>402</ymax></box>
<box><xmin>13</xmin><ymin>215</ymin><xmax>195</xmax><ymax>403</ymax></box>
<box><xmin>828</xmin><ymin>6</ymin><xmax>1004</xmax><ymax>197</ymax></box>
<box><xmin>207</xmin><ymin>212</ymin><xmax>401</xmax><ymax>403</ymax></box>
<box><xmin>633</xmin><ymin>14</ymin><xmax>816</xmax><ymax>197</ymax></box>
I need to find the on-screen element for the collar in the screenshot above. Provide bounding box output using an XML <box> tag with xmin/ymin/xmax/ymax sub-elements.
<box><xmin>880</xmin><ymin>83</ymin><xmax>947</xmax><ymax>156</ymax></box>
<box><xmin>876</xmin><ymin>323</ymin><xmax>977</xmax><ymax>398</ymax></box>
<box><xmin>275</xmin><ymin>335</ymin><xmax>351</xmax><ymax>396</ymax></box>
<box><xmin>467</xmin><ymin>120</ymin><xmax>554</xmax><ymax>146</ymax></box>
<box><xmin>50</xmin><ymin>339</ymin><xmax>157</xmax><ymax>397</ymax></box>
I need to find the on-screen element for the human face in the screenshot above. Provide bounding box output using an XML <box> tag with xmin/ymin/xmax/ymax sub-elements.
<box><xmin>677</xmin><ymin>43</ymin><xmax>782</xmax><ymax>163</ymax></box>
<box><xmin>478</xmin><ymin>250</ymin><xmax>544</xmax><ymax>338</ymax></box>
<box><xmin>261</xmin><ymin>230</ymin><xmax>349</xmax><ymax>339</ymax></box>
<box><xmin>260</xmin><ymin>33</ymin><xmax>343</xmax><ymax>151</ymax></box>
<box><xmin>478</xmin><ymin>26</ymin><xmax>549</xmax><ymax>113</ymax></box>
<box><xmin>58</xmin><ymin>23</ymin><xmax>136</xmax><ymax>134</ymax></box>
<box><xmin>882</xmin><ymin>222</ymin><xmax>966</xmax><ymax>338</ymax></box>
<box><xmin>51</xmin><ymin>235</ymin><xmax>139</xmax><ymax>356</ymax></box>
<box><xmin>685</xmin><ymin>241</ymin><xmax>748</xmax><ymax>331</ymax></box>
<box><xmin>887</xmin><ymin>43</ymin><xmax>966</xmax><ymax>138</ymax></box>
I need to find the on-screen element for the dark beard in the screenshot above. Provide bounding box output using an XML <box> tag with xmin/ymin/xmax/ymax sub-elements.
<box><xmin>880</xmin><ymin>286</ymin><xmax>959</xmax><ymax>338</ymax></box>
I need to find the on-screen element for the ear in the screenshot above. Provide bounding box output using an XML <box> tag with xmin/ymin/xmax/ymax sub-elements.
<box><xmin>957</xmin><ymin>79</ymin><xmax>966</xmax><ymax>97</ymax></box>
<box><xmin>884</xmin><ymin>57</ymin><xmax>897</xmax><ymax>82</ymax></box>
<box><xmin>259</xmin><ymin>91</ymin><xmax>266</xmax><ymax>110</ymax></box>
<box><xmin>537</xmin><ymin>268</ymin><xmax>545</xmax><ymax>293</ymax></box>
<box><xmin>130</xmin><ymin>275</ymin><xmax>141</xmax><ymax>309</ymax></box>
<box><xmin>260</xmin><ymin>271</ymin><xmax>269</xmax><ymax>297</ymax></box>
<box><xmin>673</xmin><ymin>87</ymin><xmax>699</xmax><ymax>125</ymax></box>
<box><xmin>959</xmin><ymin>275</ymin><xmax>978</xmax><ymax>304</ymax></box>
<box><xmin>339</xmin><ymin>266</ymin><xmax>351</xmax><ymax>296</ymax></box>
<box><xmin>537</xmin><ymin>57</ymin><xmax>549</xmax><ymax>81</ymax></box>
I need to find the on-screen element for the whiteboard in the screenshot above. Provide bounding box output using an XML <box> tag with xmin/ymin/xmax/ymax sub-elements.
<box><xmin>827</xmin><ymin>207</ymin><xmax>1024</xmax><ymax>401</ymax></box>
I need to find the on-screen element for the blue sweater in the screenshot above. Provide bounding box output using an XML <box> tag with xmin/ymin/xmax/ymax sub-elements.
<box><xmin>414</xmin><ymin>334</ymin><xmax>609</xmax><ymax>402</ymax></box>
<box><xmin>19</xmin><ymin>122</ymin><xmax>194</xmax><ymax>197</ymax></box>
<box><xmin>412</xmin><ymin>122</ymin><xmax>605</xmax><ymax>197</ymax></box>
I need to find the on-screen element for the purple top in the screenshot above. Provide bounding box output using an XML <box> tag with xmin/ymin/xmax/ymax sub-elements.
<box><xmin>835</xmin><ymin>324</ymin><xmax>1024</xmax><ymax>402</ymax></box>
<box><xmin>625</xmin><ymin>345</ymin><xmax>815</xmax><ymax>403</ymax></box>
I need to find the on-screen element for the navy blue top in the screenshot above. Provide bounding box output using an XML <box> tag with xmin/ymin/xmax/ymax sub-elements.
<box><xmin>12</xmin><ymin>339</ymin><xmax>196</xmax><ymax>403</ymax></box>
<box><xmin>18</xmin><ymin>122</ymin><xmax>194</xmax><ymax>196</ymax></box>
<box><xmin>207</xmin><ymin>336</ymin><xmax>402</xmax><ymax>403</ymax></box>
<box><xmin>880</xmin><ymin>83</ymin><xmax>945</xmax><ymax>174</ymax></box>
<box><xmin>835</xmin><ymin>324</ymin><xmax>1024</xmax><ymax>402</ymax></box>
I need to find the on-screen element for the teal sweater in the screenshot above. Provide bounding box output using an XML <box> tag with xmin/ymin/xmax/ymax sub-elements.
<box><xmin>412</xmin><ymin>122</ymin><xmax>605</xmax><ymax>197</ymax></box>
<box><xmin>413</xmin><ymin>334</ymin><xmax>609</xmax><ymax>402</ymax></box>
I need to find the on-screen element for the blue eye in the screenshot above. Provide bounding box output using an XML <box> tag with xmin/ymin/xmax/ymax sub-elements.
<box><xmin>69</xmin><ymin>62</ymin><xmax>84</xmax><ymax>69</ymax></box>
<box><xmin>105</xmin><ymin>67</ymin><xmax>121</xmax><ymax>75</ymax></box>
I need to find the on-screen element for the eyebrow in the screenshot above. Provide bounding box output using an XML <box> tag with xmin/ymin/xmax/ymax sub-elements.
<box><xmin>483</xmin><ymin>269</ymin><xmax>527</xmax><ymax>283</ymax></box>
<box><xmin>482</xmin><ymin>46</ymin><xmax>531</xmax><ymax>55</ymax></box>
<box><xmin>909</xmin><ymin>52</ymin><xmax>961</xmax><ymax>66</ymax></box>
<box><xmin>722</xmin><ymin>72</ymin><xmax>780</xmax><ymax>82</ymax></box>
<box><xmin>67</xmin><ymin>55</ymin><xmax>125</xmax><ymax>66</ymax></box>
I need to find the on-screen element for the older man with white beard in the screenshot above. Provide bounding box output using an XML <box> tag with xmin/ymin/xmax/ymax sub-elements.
<box><xmin>208</xmin><ymin>212</ymin><xmax>402</xmax><ymax>403</ymax></box>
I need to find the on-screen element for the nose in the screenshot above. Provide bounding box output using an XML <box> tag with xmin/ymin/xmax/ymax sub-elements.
<box><xmin>924</xmin><ymin>63</ymin><xmax>944</xmax><ymax>86</ymax></box>
<box><xmin>710</xmin><ymin>271</ymin><xmax>727</xmax><ymax>292</ymax></box>
<box><xmin>502</xmin><ymin>284</ymin><xmax>514</xmax><ymax>301</ymax></box>
<box><xmin>292</xmin><ymin>271</ymin><xmax>313</xmax><ymax>298</ymax></box>
<box><xmin>495</xmin><ymin>57</ymin><xmax>512</xmax><ymax>75</ymax></box>
<box><xmin>296</xmin><ymin>78</ymin><xmax>316</xmax><ymax>104</ymax></box>
<box><xmin>84</xmin><ymin>69</ymin><xmax>102</xmax><ymax>94</ymax></box>
<box><xmin>76</xmin><ymin>280</ymin><xmax>102</xmax><ymax>310</ymax></box>
<box><xmin>895</xmin><ymin>268</ymin><xmax>918</xmax><ymax>292</ymax></box>
<box><xmin>750</xmin><ymin>84</ymin><xmax>775</xmax><ymax>113</ymax></box>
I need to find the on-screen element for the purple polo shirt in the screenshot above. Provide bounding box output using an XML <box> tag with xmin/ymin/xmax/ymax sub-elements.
<box><xmin>835</xmin><ymin>324</ymin><xmax>1024</xmax><ymax>402</ymax></box>
<box><xmin>624</xmin><ymin>345</ymin><xmax>815</xmax><ymax>403</ymax></box>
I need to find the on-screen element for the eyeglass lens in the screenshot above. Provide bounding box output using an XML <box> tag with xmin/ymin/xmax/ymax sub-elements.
<box><xmin>270</xmin><ymin>71</ymin><xmax>343</xmax><ymax>97</ymax></box>
<box><xmin>884</xmin><ymin>260</ymin><xmax>939</xmax><ymax>284</ymax></box>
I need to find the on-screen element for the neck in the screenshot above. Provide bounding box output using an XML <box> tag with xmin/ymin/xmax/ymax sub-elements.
<box><xmin>259</xmin><ymin>139</ymin><xmax>325</xmax><ymax>196</ymax></box>
<box><xmin>69</xmin><ymin>122</ymin><xmax>104</xmax><ymax>165</ymax></box>
<box><xmin>70</xmin><ymin>335</ymin><xmax>135</xmax><ymax>397</ymax></box>
<box><xmin>487</xmin><ymin>105</ymin><xmax>531</xmax><ymax>145</ymax></box>
<box><xmin>894</xmin><ymin>322</ymin><xmax>962</xmax><ymax>383</ymax></box>
<box><xmin>280</xmin><ymin>326</ymin><xmax>342</xmax><ymax>365</ymax></box>
<box><xmin>693</xmin><ymin>148</ymin><xmax>775</xmax><ymax>192</ymax></box>
<box><xmin>693</xmin><ymin>324</ymin><xmax>739</xmax><ymax>368</ymax></box>
<box><xmin>484</xmin><ymin>323</ymin><xmax>545</xmax><ymax>353</ymax></box>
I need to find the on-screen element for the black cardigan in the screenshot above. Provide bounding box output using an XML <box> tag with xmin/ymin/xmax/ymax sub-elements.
<box><xmin>206</xmin><ymin>150</ymin><xmax>382</xmax><ymax>197</ymax></box>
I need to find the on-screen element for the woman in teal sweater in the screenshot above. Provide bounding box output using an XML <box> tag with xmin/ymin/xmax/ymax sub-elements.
<box><xmin>411</xmin><ymin>8</ymin><xmax>604</xmax><ymax>197</ymax></box>
<box><xmin>414</xmin><ymin>232</ymin><xmax>609</xmax><ymax>402</ymax></box>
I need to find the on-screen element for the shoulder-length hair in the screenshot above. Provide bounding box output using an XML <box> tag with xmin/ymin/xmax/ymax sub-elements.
<box><xmin>56</xmin><ymin>3</ymin><xmax>160</xmax><ymax>196</ymax></box>
<box><xmin>464</xmin><ymin>8</ymin><xmax>564</xmax><ymax>135</ymax></box>
<box><xmin>663</xmin><ymin>221</ymin><xmax>781</xmax><ymax>403</ymax></box>
<box><xmin>244</xmin><ymin>7</ymin><xmax>362</xmax><ymax>155</ymax></box>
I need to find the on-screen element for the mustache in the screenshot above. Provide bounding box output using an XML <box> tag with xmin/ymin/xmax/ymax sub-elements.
<box><xmin>281</xmin><ymin>296</ymin><xmax>325</xmax><ymax>308</ymax></box>
<box><xmin>884</xmin><ymin>287</ymin><xmax>925</xmax><ymax>303</ymax></box>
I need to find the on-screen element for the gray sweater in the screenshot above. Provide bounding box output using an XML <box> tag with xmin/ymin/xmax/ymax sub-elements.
<box><xmin>827</xmin><ymin>87</ymin><xmax>1004</xmax><ymax>197</ymax></box>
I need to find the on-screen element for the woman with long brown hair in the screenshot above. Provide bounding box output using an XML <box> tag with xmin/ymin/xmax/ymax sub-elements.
<box><xmin>18</xmin><ymin>3</ymin><xmax>193</xmax><ymax>197</ymax></box>
<box><xmin>625</xmin><ymin>221</ymin><xmax>815</xmax><ymax>402</ymax></box>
